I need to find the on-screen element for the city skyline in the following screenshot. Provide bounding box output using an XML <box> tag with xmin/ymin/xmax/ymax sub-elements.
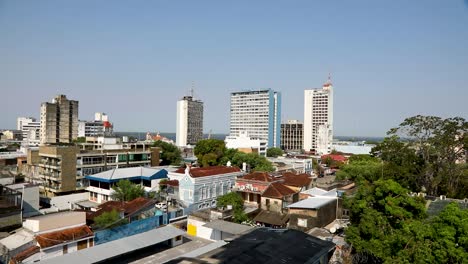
<box><xmin>1</xmin><ymin>1</ymin><xmax>468</xmax><ymax>137</ymax></box>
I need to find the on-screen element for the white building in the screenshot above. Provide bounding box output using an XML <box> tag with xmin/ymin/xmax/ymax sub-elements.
<box><xmin>17</xmin><ymin>117</ymin><xmax>40</xmax><ymax>146</ymax></box>
<box><xmin>229</xmin><ymin>89</ymin><xmax>281</xmax><ymax>148</ymax></box>
<box><xmin>85</xmin><ymin>167</ymin><xmax>168</xmax><ymax>204</ymax></box>
<box><xmin>304</xmin><ymin>78</ymin><xmax>334</xmax><ymax>155</ymax></box>
<box><xmin>78</xmin><ymin>112</ymin><xmax>113</xmax><ymax>137</ymax></box>
<box><xmin>225</xmin><ymin>131</ymin><xmax>268</xmax><ymax>156</ymax></box>
<box><xmin>176</xmin><ymin>94</ymin><xmax>204</xmax><ymax>147</ymax></box>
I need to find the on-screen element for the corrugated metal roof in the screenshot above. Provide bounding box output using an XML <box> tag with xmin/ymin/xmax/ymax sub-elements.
<box><xmin>85</xmin><ymin>167</ymin><xmax>167</xmax><ymax>182</ymax></box>
<box><xmin>39</xmin><ymin>225</ymin><xmax>185</xmax><ymax>264</ymax></box>
<box><xmin>287</xmin><ymin>197</ymin><xmax>336</xmax><ymax>209</ymax></box>
<box><xmin>202</xmin><ymin>220</ymin><xmax>255</xmax><ymax>235</ymax></box>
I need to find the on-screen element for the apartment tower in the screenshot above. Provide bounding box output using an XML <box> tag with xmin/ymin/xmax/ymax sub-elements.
<box><xmin>229</xmin><ymin>89</ymin><xmax>281</xmax><ymax>148</ymax></box>
<box><xmin>304</xmin><ymin>78</ymin><xmax>334</xmax><ymax>155</ymax></box>
<box><xmin>281</xmin><ymin>120</ymin><xmax>303</xmax><ymax>152</ymax></box>
<box><xmin>40</xmin><ymin>95</ymin><xmax>79</xmax><ymax>144</ymax></box>
<box><xmin>176</xmin><ymin>93</ymin><xmax>204</xmax><ymax>146</ymax></box>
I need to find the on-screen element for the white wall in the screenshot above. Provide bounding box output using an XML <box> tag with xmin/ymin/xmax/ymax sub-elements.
<box><xmin>176</xmin><ymin>100</ymin><xmax>188</xmax><ymax>146</ymax></box>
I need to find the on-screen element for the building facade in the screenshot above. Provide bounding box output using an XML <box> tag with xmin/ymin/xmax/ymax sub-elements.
<box><xmin>169</xmin><ymin>166</ymin><xmax>244</xmax><ymax>212</ymax></box>
<box><xmin>224</xmin><ymin>131</ymin><xmax>268</xmax><ymax>156</ymax></box>
<box><xmin>23</xmin><ymin>144</ymin><xmax>160</xmax><ymax>197</ymax></box>
<box><xmin>304</xmin><ymin>78</ymin><xmax>334</xmax><ymax>154</ymax></box>
<box><xmin>40</xmin><ymin>95</ymin><xmax>79</xmax><ymax>144</ymax></box>
<box><xmin>17</xmin><ymin>117</ymin><xmax>41</xmax><ymax>146</ymax></box>
<box><xmin>176</xmin><ymin>95</ymin><xmax>204</xmax><ymax>146</ymax></box>
<box><xmin>229</xmin><ymin>89</ymin><xmax>281</xmax><ymax>148</ymax></box>
<box><xmin>280</xmin><ymin>119</ymin><xmax>303</xmax><ymax>152</ymax></box>
<box><xmin>78</xmin><ymin>113</ymin><xmax>113</xmax><ymax>138</ymax></box>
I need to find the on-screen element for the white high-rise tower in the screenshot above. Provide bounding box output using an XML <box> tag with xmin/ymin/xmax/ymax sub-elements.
<box><xmin>303</xmin><ymin>77</ymin><xmax>334</xmax><ymax>154</ymax></box>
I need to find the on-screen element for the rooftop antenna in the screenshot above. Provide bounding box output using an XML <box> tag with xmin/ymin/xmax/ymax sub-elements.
<box><xmin>190</xmin><ymin>81</ymin><xmax>195</xmax><ymax>98</ymax></box>
<box><xmin>327</xmin><ymin>72</ymin><xmax>332</xmax><ymax>84</ymax></box>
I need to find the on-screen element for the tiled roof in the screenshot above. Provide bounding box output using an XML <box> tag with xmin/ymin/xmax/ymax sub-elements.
<box><xmin>321</xmin><ymin>154</ymin><xmax>347</xmax><ymax>162</ymax></box>
<box><xmin>88</xmin><ymin>197</ymin><xmax>155</xmax><ymax>220</ymax></box>
<box><xmin>242</xmin><ymin>171</ymin><xmax>274</xmax><ymax>182</ymax></box>
<box><xmin>11</xmin><ymin>245</ymin><xmax>40</xmax><ymax>264</ymax></box>
<box><xmin>36</xmin><ymin>225</ymin><xmax>93</xmax><ymax>248</ymax></box>
<box><xmin>281</xmin><ymin>172</ymin><xmax>312</xmax><ymax>187</ymax></box>
<box><xmin>262</xmin><ymin>182</ymin><xmax>297</xmax><ymax>199</ymax></box>
<box><xmin>253</xmin><ymin>210</ymin><xmax>289</xmax><ymax>226</ymax></box>
<box><xmin>160</xmin><ymin>179</ymin><xmax>179</xmax><ymax>187</ymax></box>
<box><xmin>174</xmin><ymin>166</ymin><xmax>241</xmax><ymax>178</ymax></box>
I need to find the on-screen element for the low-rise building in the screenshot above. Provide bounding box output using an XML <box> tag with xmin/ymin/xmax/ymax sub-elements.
<box><xmin>86</xmin><ymin>197</ymin><xmax>158</xmax><ymax>225</ymax></box>
<box><xmin>287</xmin><ymin>196</ymin><xmax>338</xmax><ymax>232</ymax></box>
<box><xmin>7</xmin><ymin>183</ymin><xmax>40</xmax><ymax>218</ymax></box>
<box><xmin>0</xmin><ymin>185</ymin><xmax>22</xmax><ymax>232</ymax></box>
<box><xmin>268</xmin><ymin>156</ymin><xmax>313</xmax><ymax>174</ymax></box>
<box><xmin>85</xmin><ymin>167</ymin><xmax>168</xmax><ymax>203</ymax></box>
<box><xmin>225</xmin><ymin>131</ymin><xmax>268</xmax><ymax>156</ymax></box>
<box><xmin>169</xmin><ymin>166</ymin><xmax>244</xmax><ymax>212</ymax></box>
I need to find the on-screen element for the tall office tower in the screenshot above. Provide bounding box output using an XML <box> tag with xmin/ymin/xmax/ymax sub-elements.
<box><xmin>40</xmin><ymin>95</ymin><xmax>79</xmax><ymax>144</ymax></box>
<box><xmin>229</xmin><ymin>89</ymin><xmax>281</xmax><ymax>148</ymax></box>
<box><xmin>281</xmin><ymin>120</ymin><xmax>303</xmax><ymax>152</ymax></box>
<box><xmin>176</xmin><ymin>93</ymin><xmax>204</xmax><ymax>146</ymax></box>
<box><xmin>304</xmin><ymin>77</ymin><xmax>334</xmax><ymax>155</ymax></box>
<box><xmin>17</xmin><ymin>117</ymin><xmax>41</xmax><ymax>146</ymax></box>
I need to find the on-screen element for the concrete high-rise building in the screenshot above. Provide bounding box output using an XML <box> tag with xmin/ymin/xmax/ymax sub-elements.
<box><xmin>229</xmin><ymin>89</ymin><xmax>281</xmax><ymax>148</ymax></box>
<box><xmin>40</xmin><ymin>95</ymin><xmax>79</xmax><ymax>144</ymax></box>
<box><xmin>281</xmin><ymin>120</ymin><xmax>303</xmax><ymax>152</ymax></box>
<box><xmin>176</xmin><ymin>94</ymin><xmax>204</xmax><ymax>146</ymax></box>
<box><xmin>304</xmin><ymin>78</ymin><xmax>334</xmax><ymax>155</ymax></box>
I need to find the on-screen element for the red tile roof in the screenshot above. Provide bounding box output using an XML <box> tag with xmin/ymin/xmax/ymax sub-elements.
<box><xmin>242</xmin><ymin>172</ymin><xmax>274</xmax><ymax>182</ymax></box>
<box><xmin>281</xmin><ymin>172</ymin><xmax>312</xmax><ymax>187</ymax></box>
<box><xmin>36</xmin><ymin>225</ymin><xmax>93</xmax><ymax>248</ymax></box>
<box><xmin>262</xmin><ymin>182</ymin><xmax>297</xmax><ymax>199</ymax></box>
<box><xmin>160</xmin><ymin>180</ymin><xmax>179</xmax><ymax>187</ymax></box>
<box><xmin>11</xmin><ymin>246</ymin><xmax>40</xmax><ymax>264</ymax></box>
<box><xmin>88</xmin><ymin>197</ymin><xmax>155</xmax><ymax>220</ymax></box>
<box><xmin>175</xmin><ymin>166</ymin><xmax>241</xmax><ymax>178</ymax></box>
<box><xmin>321</xmin><ymin>154</ymin><xmax>347</xmax><ymax>162</ymax></box>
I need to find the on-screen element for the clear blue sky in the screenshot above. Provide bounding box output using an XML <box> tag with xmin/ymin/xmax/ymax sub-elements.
<box><xmin>1</xmin><ymin>0</ymin><xmax>467</xmax><ymax>137</ymax></box>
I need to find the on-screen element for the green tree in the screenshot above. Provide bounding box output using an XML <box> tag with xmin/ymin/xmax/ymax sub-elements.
<box><xmin>345</xmin><ymin>179</ymin><xmax>427</xmax><ymax>262</ymax></box>
<box><xmin>217</xmin><ymin>192</ymin><xmax>249</xmax><ymax>224</ymax></box>
<box><xmin>73</xmin><ymin>137</ymin><xmax>86</xmax><ymax>143</ymax></box>
<box><xmin>93</xmin><ymin>209</ymin><xmax>128</xmax><ymax>229</ymax></box>
<box><xmin>380</xmin><ymin>115</ymin><xmax>468</xmax><ymax>198</ymax></box>
<box><xmin>111</xmin><ymin>179</ymin><xmax>145</xmax><ymax>202</ymax></box>
<box><xmin>153</xmin><ymin>140</ymin><xmax>182</xmax><ymax>165</ymax></box>
<box><xmin>194</xmin><ymin>139</ymin><xmax>226</xmax><ymax>167</ymax></box>
<box><xmin>336</xmin><ymin>155</ymin><xmax>382</xmax><ymax>183</ymax></box>
<box><xmin>231</xmin><ymin>152</ymin><xmax>274</xmax><ymax>172</ymax></box>
<box><xmin>266</xmin><ymin>147</ymin><xmax>283</xmax><ymax>157</ymax></box>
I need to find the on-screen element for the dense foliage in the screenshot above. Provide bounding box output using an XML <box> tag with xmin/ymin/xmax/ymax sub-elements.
<box><xmin>217</xmin><ymin>192</ymin><xmax>249</xmax><ymax>223</ymax></box>
<box><xmin>341</xmin><ymin>115</ymin><xmax>468</xmax><ymax>263</ymax></box>
<box><xmin>153</xmin><ymin>140</ymin><xmax>182</xmax><ymax>165</ymax></box>
<box><xmin>194</xmin><ymin>139</ymin><xmax>274</xmax><ymax>172</ymax></box>
<box><xmin>111</xmin><ymin>179</ymin><xmax>145</xmax><ymax>202</ymax></box>
<box><xmin>373</xmin><ymin>115</ymin><xmax>467</xmax><ymax>198</ymax></box>
<box><xmin>266</xmin><ymin>147</ymin><xmax>283</xmax><ymax>157</ymax></box>
<box><xmin>93</xmin><ymin>209</ymin><xmax>128</xmax><ymax>229</ymax></box>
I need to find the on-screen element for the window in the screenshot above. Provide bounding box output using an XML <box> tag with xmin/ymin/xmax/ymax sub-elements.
<box><xmin>298</xmin><ymin>218</ymin><xmax>307</xmax><ymax>227</ymax></box>
<box><xmin>63</xmin><ymin>244</ymin><xmax>68</xmax><ymax>254</ymax></box>
<box><xmin>175</xmin><ymin>235</ymin><xmax>182</xmax><ymax>241</ymax></box>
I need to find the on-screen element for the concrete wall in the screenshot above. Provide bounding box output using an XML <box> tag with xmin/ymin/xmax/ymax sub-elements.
<box><xmin>260</xmin><ymin>197</ymin><xmax>283</xmax><ymax>212</ymax></box>
<box><xmin>187</xmin><ymin>218</ymin><xmax>213</xmax><ymax>240</ymax></box>
<box><xmin>23</xmin><ymin>212</ymin><xmax>86</xmax><ymax>233</ymax></box>
<box><xmin>288</xmin><ymin>199</ymin><xmax>337</xmax><ymax>232</ymax></box>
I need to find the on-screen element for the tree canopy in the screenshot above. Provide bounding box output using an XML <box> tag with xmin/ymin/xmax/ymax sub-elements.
<box><xmin>266</xmin><ymin>147</ymin><xmax>283</xmax><ymax>157</ymax></box>
<box><xmin>193</xmin><ymin>139</ymin><xmax>274</xmax><ymax>172</ymax></box>
<box><xmin>217</xmin><ymin>192</ymin><xmax>248</xmax><ymax>223</ymax></box>
<box><xmin>93</xmin><ymin>209</ymin><xmax>128</xmax><ymax>229</ymax></box>
<box><xmin>153</xmin><ymin>140</ymin><xmax>182</xmax><ymax>165</ymax></box>
<box><xmin>111</xmin><ymin>179</ymin><xmax>145</xmax><ymax>202</ymax></box>
<box><xmin>373</xmin><ymin>115</ymin><xmax>468</xmax><ymax>198</ymax></box>
<box><xmin>194</xmin><ymin>139</ymin><xmax>226</xmax><ymax>167</ymax></box>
